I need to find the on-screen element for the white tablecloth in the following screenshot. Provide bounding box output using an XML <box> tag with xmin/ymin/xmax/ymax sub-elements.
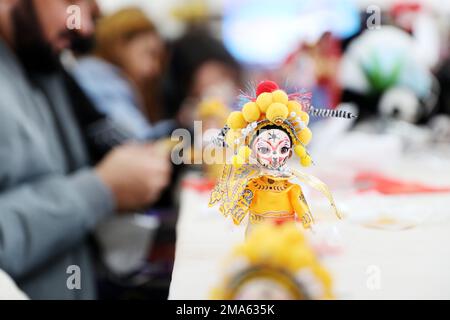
<box><xmin>169</xmin><ymin>166</ymin><xmax>450</xmax><ymax>300</ymax></box>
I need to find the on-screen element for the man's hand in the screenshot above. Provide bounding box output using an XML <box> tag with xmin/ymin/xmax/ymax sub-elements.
<box><xmin>95</xmin><ymin>143</ymin><xmax>172</xmax><ymax>211</ymax></box>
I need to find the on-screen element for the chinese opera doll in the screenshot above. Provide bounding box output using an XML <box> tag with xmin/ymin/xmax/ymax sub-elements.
<box><xmin>209</xmin><ymin>81</ymin><xmax>355</xmax><ymax>234</ymax></box>
<box><xmin>211</xmin><ymin>222</ymin><xmax>334</xmax><ymax>300</ymax></box>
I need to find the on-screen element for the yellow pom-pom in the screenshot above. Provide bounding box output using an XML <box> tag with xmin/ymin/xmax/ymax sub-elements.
<box><xmin>266</xmin><ymin>103</ymin><xmax>289</xmax><ymax>124</ymax></box>
<box><xmin>242</xmin><ymin>102</ymin><xmax>261</xmax><ymax>122</ymax></box>
<box><xmin>300</xmin><ymin>155</ymin><xmax>312</xmax><ymax>167</ymax></box>
<box><xmin>227</xmin><ymin>111</ymin><xmax>247</xmax><ymax>130</ymax></box>
<box><xmin>298</xmin><ymin>127</ymin><xmax>312</xmax><ymax>146</ymax></box>
<box><xmin>231</xmin><ymin>155</ymin><xmax>244</xmax><ymax>168</ymax></box>
<box><xmin>298</xmin><ymin>111</ymin><xmax>310</xmax><ymax>126</ymax></box>
<box><xmin>225</xmin><ymin>129</ymin><xmax>240</xmax><ymax>146</ymax></box>
<box><xmin>238</xmin><ymin>146</ymin><xmax>252</xmax><ymax>160</ymax></box>
<box><xmin>256</xmin><ymin>92</ymin><xmax>273</xmax><ymax>112</ymax></box>
<box><xmin>294</xmin><ymin>144</ymin><xmax>307</xmax><ymax>158</ymax></box>
<box><xmin>287</xmin><ymin>101</ymin><xmax>303</xmax><ymax>115</ymax></box>
<box><xmin>272</xmin><ymin>90</ymin><xmax>289</xmax><ymax>105</ymax></box>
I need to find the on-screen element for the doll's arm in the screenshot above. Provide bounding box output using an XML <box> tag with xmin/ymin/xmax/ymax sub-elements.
<box><xmin>232</xmin><ymin>185</ymin><xmax>256</xmax><ymax>225</ymax></box>
<box><xmin>290</xmin><ymin>185</ymin><xmax>314</xmax><ymax>229</ymax></box>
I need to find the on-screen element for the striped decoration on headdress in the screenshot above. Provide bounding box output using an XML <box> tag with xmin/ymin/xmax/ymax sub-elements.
<box><xmin>309</xmin><ymin>107</ymin><xmax>357</xmax><ymax>119</ymax></box>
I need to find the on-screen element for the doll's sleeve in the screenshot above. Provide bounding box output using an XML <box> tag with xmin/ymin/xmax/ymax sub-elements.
<box><xmin>290</xmin><ymin>185</ymin><xmax>314</xmax><ymax>229</ymax></box>
<box><xmin>231</xmin><ymin>184</ymin><xmax>256</xmax><ymax>225</ymax></box>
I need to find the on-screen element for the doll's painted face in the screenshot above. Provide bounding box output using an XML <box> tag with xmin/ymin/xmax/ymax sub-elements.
<box><xmin>252</xmin><ymin>129</ymin><xmax>292</xmax><ymax>170</ymax></box>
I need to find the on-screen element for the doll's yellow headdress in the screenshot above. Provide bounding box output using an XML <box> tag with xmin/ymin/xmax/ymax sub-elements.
<box><xmin>224</xmin><ymin>80</ymin><xmax>313</xmax><ymax>167</ymax></box>
<box><xmin>217</xmin><ymin>80</ymin><xmax>356</xmax><ymax>169</ymax></box>
<box><xmin>209</xmin><ymin>81</ymin><xmax>353</xmax><ymax>222</ymax></box>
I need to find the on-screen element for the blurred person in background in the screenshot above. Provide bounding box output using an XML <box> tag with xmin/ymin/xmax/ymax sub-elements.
<box><xmin>72</xmin><ymin>7</ymin><xmax>174</xmax><ymax>141</ymax></box>
<box><xmin>164</xmin><ymin>28</ymin><xmax>242</xmax><ymax>125</ymax></box>
<box><xmin>0</xmin><ymin>0</ymin><xmax>171</xmax><ymax>299</ymax></box>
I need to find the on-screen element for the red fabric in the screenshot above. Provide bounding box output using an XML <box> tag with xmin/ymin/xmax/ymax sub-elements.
<box><xmin>354</xmin><ymin>172</ymin><xmax>450</xmax><ymax>195</ymax></box>
<box><xmin>182</xmin><ymin>177</ymin><xmax>216</xmax><ymax>193</ymax></box>
<box><xmin>272</xmin><ymin>216</ymin><xmax>296</xmax><ymax>226</ymax></box>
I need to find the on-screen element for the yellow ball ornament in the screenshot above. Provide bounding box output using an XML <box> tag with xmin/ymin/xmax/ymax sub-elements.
<box><xmin>256</xmin><ymin>92</ymin><xmax>273</xmax><ymax>112</ymax></box>
<box><xmin>287</xmin><ymin>101</ymin><xmax>303</xmax><ymax>115</ymax></box>
<box><xmin>298</xmin><ymin>127</ymin><xmax>312</xmax><ymax>146</ymax></box>
<box><xmin>238</xmin><ymin>146</ymin><xmax>252</xmax><ymax>160</ymax></box>
<box><xmin>266</xmin><ymin>103</ymin><xmax>289</xmax><ymax>124</ymax></box>
<box><xmin>298</xmin><ymin>111</ymin><xmax>310</xmax><ymax>126</ymax></box>
<box><xmin>271</xmin><ymin>90</ymin><xmax>289</xmax><ymax>105</ymax></box>
<box><xmin>294</xmin><ymin>144</ymin><xmax>307</xmax><ymax>158</ymax></box>
<box><xmin>242</xmin><ymin>102</ymin><xmax>261</xmax><ymax>122</ymax></box>
<box><xmin>227</xmin><ymin>111</ymin><xmax>247</xmax><ymax>130</ymax></box>
<box><xmin>300</xmin><ymin>155</ymin><xmax>312</xmax><ymax>167</ymax></box>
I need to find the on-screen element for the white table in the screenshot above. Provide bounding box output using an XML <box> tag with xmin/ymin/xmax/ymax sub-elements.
<box><xmin>169</xmin><ymin>160</ymin><xmax>450</xmax><ymax>300</ymax></box>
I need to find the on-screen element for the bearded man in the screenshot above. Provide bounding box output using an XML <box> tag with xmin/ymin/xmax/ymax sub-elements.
<box><xmin>0</xmin><ymin>0</ymin><xmax>171</xmax><ymax>299</ymax></box>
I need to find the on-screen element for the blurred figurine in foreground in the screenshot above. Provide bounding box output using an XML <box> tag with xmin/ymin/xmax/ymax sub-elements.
<box><xmin>211</xmin><ymin>222</ymin><xmax>334</xmax><ymax>300</ymax></box>
<box><xmin>209</xmin><ymin>81</ymin><xmax>355</xmax><ymax>234</ymax></box>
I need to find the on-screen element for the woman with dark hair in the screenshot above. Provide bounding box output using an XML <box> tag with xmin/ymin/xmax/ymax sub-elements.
<box><xmin>164</xmin><ymin>29</ymin><xmax>242</xmax><ymax>123</ymax></box>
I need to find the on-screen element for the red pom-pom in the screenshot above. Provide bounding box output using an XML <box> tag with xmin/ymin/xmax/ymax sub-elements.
<box><xmin>256</xmin><ymin>80</ymin><xmax>279</xmax><ymax>96</ymax></box>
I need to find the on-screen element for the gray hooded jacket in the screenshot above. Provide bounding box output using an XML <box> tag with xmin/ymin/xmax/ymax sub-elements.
<box><xmin>0</xmin><ymin>39</ymin><xmax>115</xmax><ymax>299</ymax></box>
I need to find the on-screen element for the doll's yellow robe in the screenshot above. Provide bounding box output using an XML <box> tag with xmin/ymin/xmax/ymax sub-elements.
<box><xmin>209</xmin><ymin>164</ymin><xmax>339</xmax><ymax>230</ymax></box>
<box><xmin>245</xmin><ymin>176</ymin><xmax>313</xmax><ymax>228</ymax></box>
